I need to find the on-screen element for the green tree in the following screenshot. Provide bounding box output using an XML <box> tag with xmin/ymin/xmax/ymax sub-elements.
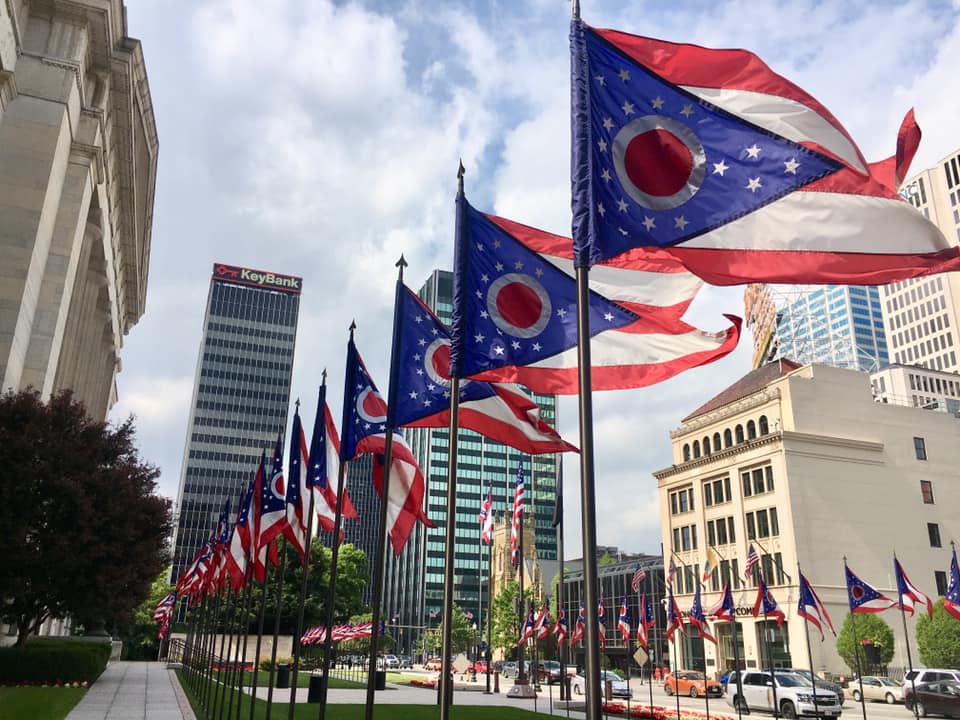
<box><xmin>916</xmin><ymin>598</ymin><xmax>960</xmax><ymax>668</ymax></box>
<box><xmin>122</xmin><ymin>572</ymin><xmax>174</xmax><ymax>660</ymax></box>
<box><xmin>259</xmin><ymin>539</ymin><xmax>368</xmax><ymax>634</ymax></box>
<box><xmin>836</xmin><ymin>612</ymin><xmax>895</xmax><ymax>673</ymax></box>
<box><xmin>0</xmin><ymin>389</ymin><xmax>172</xmax><ymax>644</ymax></box>
<box><xmin>491</xmin><ymin>581</ymin><xmax>536</xmax><ymax>659</ymax></box>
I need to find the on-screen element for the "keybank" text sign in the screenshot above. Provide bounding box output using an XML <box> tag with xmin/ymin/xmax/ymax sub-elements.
<box><xmin>212</xmin><ymin>263</ymin><xmax>303</xmax><ymax>295</ymax></box>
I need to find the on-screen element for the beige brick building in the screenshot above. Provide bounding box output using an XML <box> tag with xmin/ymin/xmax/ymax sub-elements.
<box><xmin>0</xmin><ymin>0</ymin><xmax>157</xmax><ymax>419</ymax></box>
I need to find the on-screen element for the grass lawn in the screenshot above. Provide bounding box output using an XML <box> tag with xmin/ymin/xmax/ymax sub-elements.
<box><xmin>214</xmin><ymin>669</ymin><xmax>366</xmax><ymax>688</ymax></box>
<box><xmin>177</xmin><ymin>670</ymin><xmax>561</xmax><ymax>720</ymax></box>
<box><xmin>0</xmin><ymin>686</ymin><xmax>87</xmax><ymax>720</ymax></box>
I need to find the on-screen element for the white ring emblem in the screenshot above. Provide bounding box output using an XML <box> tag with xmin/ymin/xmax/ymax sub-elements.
<box><xmin>486</xmin><ymin>273</ymin><xmax>551</xmax><ymax>339</ymax></box>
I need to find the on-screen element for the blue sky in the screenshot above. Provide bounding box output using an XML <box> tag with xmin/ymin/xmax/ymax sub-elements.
<box><xmin>114</xmin><ymin>0</ymin><xmax>960</xmax><ymax>556</ymax></box>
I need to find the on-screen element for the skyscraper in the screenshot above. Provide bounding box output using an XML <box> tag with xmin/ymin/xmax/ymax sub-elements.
<box><xmin>170</xmin><ymin>263</ymin><xmax>301</xmax><ymax>583</ymax></box>
<box><xmin>745</xmin><ymin>284</ymin><xmax>889</xmax><ymax>372</ymax></box>
<box><xmin>384</xmin><ymin>269</ymin><xmax>561</xmax><ymax>654</ymax></box>
<box><xmin>882</xmin><ymin>148</ymin><xmax>960</xmax><ymax>373</ymax></box>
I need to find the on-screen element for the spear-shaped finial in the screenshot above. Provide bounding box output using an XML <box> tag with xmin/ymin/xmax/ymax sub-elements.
<box><xmin>295</xmin><ymin>397</ymin><xmax>300</xmax><ymax>411</ymax></box>
<box><xmin>396</xmin><ymin>254</ymin><xmax>408</xmax><ymax>282</ymax></box>
<box><xmin>349</xmin><ymin>319</ymin><xmax>357</xmax><ymax>334</ymax></box>
<box><xmin>458</xmin><ymin>159</ymin><xmax>465</xmax><ymax>194</ymax></box>
<box><xmin>321</xmin><ymin>368</ymin><xmax>327</xmax><ymax>386</ymax></box>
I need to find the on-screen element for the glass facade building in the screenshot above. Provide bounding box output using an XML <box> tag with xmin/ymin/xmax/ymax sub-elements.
<box><xmin>170</xmin><ymin>263</ymin><xmax>301</xmax><ymax>584</ymax></box>
<box><xmin>761</xmin><ymin>285</ymin><xmax>889</xmax><ymax>372</ymax></box>
<box><xmin>384</xmin><ymin>269</ymin><xmax>561</xmax><ymax>656</ymax></box>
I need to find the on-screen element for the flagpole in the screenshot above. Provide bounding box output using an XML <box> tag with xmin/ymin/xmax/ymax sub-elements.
<box><xmin>645</xmin><ymin>585</ymin><xmax>654</xmax><ymax>714</ymax></box>
<box><xmin>517</xmin><ymin>453</ymin><xmax>528</xmax><ymax>687</ymax></box>
<box><xmin>364</xmin><ymin>259</ymin><xmax>407</xmax><ymax>720</ymax></box>
<box><xmin>843</xmin><ymin>558</ymin><xmax>869</xmax><ymax>720</ymax></box>
<box><xmin>265</xmin><ymin>537</ymin><xmax>289</xmax><ymax>720</ymax></box>
<box><xmin>706</xmin><ymin>544</ymin><xmax>743</xmax><ymax>720</ymax></box>
<box><xmin>249</xmin><ymin>550</ymin><xmax>271</xmax><ymax>720</ymax></box>
<box><xmin>670</xmin><ymin>628</ymin><xmax>682</xmax><ymax>720</ymax></box>
<box><xmin>232</xmin><ymin>564</ymin><xmax>255</xmax><ymax>720</ymax></box>
<box><xmin>555</xmin><ymin>457</ymin><xmax>567</xmax><ymax>705</ymax></box>
<box><xmin>755</xmin><ymin>568</ymin><xmax>781</xmax><ymax>718</ymax></box>
<box><xmin>797</xmin><ymin>564</ymin><xmax>822</xmax><ymax>720</ymax></box>
<box><xmin>484</xmin><ymin>439</ymin><xmax>495</xmax><ymax>694</ymax></box>
<box><xmin>895</xmin><ymin>554</ymin><xmax>921</xmax><ymax>720</ymax></box>
<box><xmin>204</xmin><ymin>591</ymin><xmax>224</xmax><ymax>713</ymax></box>
<box><xmin>318</xmin><ymin>341</ymin><xmax>355</xmax><ymax>718</ymax></box>
<box><xmin>570</xmin><ymin>5</ymin><xmax>602</xmax><ymax>715</ymax></box>
<box><xmin>220</xmin><ymin>583</ymin><xmax>243</xmax><ymax>720</ymax></box>
<box><xmin>212</xmin><ymin>585</ymin><xmax>236</xmax><ymax>720</ymax></box>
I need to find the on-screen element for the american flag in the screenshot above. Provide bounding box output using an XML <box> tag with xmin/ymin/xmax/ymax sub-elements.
<box><xmin>464</xmin><ymin>610</ymin><xmax>474</xmax><ymax>620</ymax></box>
<box><xmin>744</xmin><ymin>544</ymin><xmax>760</xmax><ymax>581</ymax></box>
<box><xmin>631</xmin><ymin>565</ymin><xmax>647</xmax><ymax>593</ymax></box>
<box><xmin>511</xmin><ymin>460</ymin><xmax>524</xmax><ymax>567</ymax></box>
<box><xmin>478</xmin><ymin>489</ymin><xmax>494</xmax><ymax>545</ymax></box>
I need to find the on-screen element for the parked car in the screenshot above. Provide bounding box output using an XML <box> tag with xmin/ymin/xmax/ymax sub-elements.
<box><xmin>500</xmin><ymin>661</ymin><xmax>520</xmax><ymax>679</ymax></box>
<box><xmin>382</xmin><ymin>654</ymin><xmax>400</xmax><ymax>669</ymax></box>
<box><xmin>852</xmin><ymin>675</ymin><xmax>902</xmax><ymax>704</ymax></box>
<box><xmin>397</xmin><ymin>655</ymin><xmax>413</xmax><ymax>669</ymax></box>
<box><xmin>536</xmin><ymin>661</ymin><xmax>576</xmax><ymax>684</ymax></box>
<box><xmin>904</xmin><ymin>669</ymin><xmax>960</xmax><ymax>695</ymax></box>
<box><xmin>424</xmin><ymin>657</ymin><xmax>443</xmax><ymax>671</ymax></box>
<box><xmin>571</xmin><ymin>670</ymin><xmax>631</xmax><ymax>699</ymax></box>
<box><xmin>471</xmin><ymin>660</ymin><xmax>489</xmax><ymax>674</ymax></box>
<box><xmin>905</xmin><ymin>680</ymin><xmax>960</xmax><ymax>717</ymax></box>
<box><xmin>726</xmin><ymin>670</ymin><xmax>842</xmax><ymax>718</ymax></box>
<box><xmin>776</xmin><ymin>668</ymin><xmax>846</xmax><ymax>704</ymax></box>
<box><xmin>665</xmin><ymin>670</ymin><xmax>723</xmax><ymax>698</ymax></box>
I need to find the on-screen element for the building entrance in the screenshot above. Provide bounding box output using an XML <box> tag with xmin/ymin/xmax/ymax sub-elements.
<box><xmin>716</xmin><ymin>621</ymin><xmax>746</xmax><ymax>676</ymax></box>
<box><xmin>756</xmin><ymin>620</ymin><xmax>791</xmax><ymax>668</ymax></box>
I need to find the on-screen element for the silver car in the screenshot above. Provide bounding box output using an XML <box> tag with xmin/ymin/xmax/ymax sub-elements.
<box><xmin>571</xmin><ymin>670</ymin><xmax>632</xmax><ymax>699</ymax></box>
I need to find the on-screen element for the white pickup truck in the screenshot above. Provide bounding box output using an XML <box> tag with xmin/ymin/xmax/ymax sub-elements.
<box><xmin>726</xmin><ymin>670</ymin><xmax>843</xmax><ymax>718</ymax></box>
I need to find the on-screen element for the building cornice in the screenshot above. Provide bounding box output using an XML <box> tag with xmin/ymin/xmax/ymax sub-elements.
<box><xmin>671</xmin><ymin>387</ymin><xmax>781</xmax><ymax>438</ymax></box>
<box><xmin>654</xmin><ymin>431</ymin><xmax>783</xmax><ymax>481</ymax></box>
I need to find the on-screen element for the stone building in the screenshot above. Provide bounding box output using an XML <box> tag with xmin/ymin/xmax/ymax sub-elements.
<box><xmin>0</xmin><ymin>0</ymin><xmax>157</xmax><ymax>419</ymax></box>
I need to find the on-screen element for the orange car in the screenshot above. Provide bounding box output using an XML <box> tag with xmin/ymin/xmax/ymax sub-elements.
<box><xmin>424</xmin><ymin>657</ymin><xmax>443</xmax><ymax>671</ymax></box>
<box><xmin>664</xmin><ymin>670</ymin><xmax>723</xmax><ymax>698</ymax></box>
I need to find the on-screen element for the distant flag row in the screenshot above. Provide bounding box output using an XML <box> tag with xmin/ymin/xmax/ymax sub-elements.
<box><xmin>300</xmin><ymin>621</ymin><xmax>384</xmax><ymax>646</ymax></box>
<box><xmin>153</xmin><ymin>591</ymin><xmax>176</xmax><ymax>641</ymax></box>
<box><xmin>658</xmin><ymin>547</ymin><xmax>960</xmax><ymax>647</ymax></box>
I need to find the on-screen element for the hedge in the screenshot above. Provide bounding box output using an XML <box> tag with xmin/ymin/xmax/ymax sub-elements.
<box><xmin>0</xmin><ymin>638</ymin><xmax>111</xmax><ymax>684</ymax></box>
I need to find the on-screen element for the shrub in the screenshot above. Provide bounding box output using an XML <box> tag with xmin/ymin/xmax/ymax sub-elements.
<box><xmin>0</xmin><ymin>638</ymin><xmax>111</xmax><ymax>684</ymax></box>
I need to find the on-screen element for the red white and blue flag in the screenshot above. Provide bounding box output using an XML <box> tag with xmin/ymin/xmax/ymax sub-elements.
<box><xmin>744</xmin><ymin>544</ymin><xmax>760</xmax><ymax>581</ymax></box>
<box><xmin>478</xmin><ymin>488</ymin><xmax>494</xmax><ymax>545</ymax></box>
<box><xmin>666</xmin><ymin>557</ymin><xmax>678</xmax><ymax>587</ymax></box>
<box><xmin>307</xmin><ymin>389</ymin><xmax>358</xmax><ymax>536</ymax></box>
<box><xmin>797</xmin><ymin>571</ymin><xmax>836</xmax><ymax>641</ymax></box>
<box><xmin>209</xmin><ymin>498</ymin><xmax>233</xmax><ymax>594</ymax></box>
<box><xmin>284</xmin><ymin>407</ymin><xmax>309</xmax><ymax>561</ymax></box>
<box><xmin>569</xmin><ymin>21</ymin><xmax>958</xmax><ymax>284</ymax></box>
<box><xmin>753</xmin><ymin>575</ymin><xmax>786</xmax><ymax>627</ymax></box>
<box><xmin>254</xmin><ymin>438</ymin><xmax>288</xmax><ymax>581</ymax></box>
<box><xmin>598</xmin><ymin>594</ymin><xmax>607</xmax><ymax>649</ymax></box>
<box><xmin>225</xmin><ymin>478</ymin><xmax>254</xmax><ymax>590</ymax></box>
<box><xmin>665</xmin><ymin>586</ymin><xmax>684</xmax><ymax>641</ymax></box>
<box><xmin>689</xmin><ymin>583</ymin><xmax>716</xmax><ymax>644</ymax></box>
<box><xmin>845</xmin><ymin>563</ymin><xmax>895</xmax><ymax>613</ymax></box>
<box><xmin>342</xmin><ymin>339</ymin><xmax>434</xmax><ymax>555</ymax></box>
<box><xmin>511</xmin><ymin>460</ymin><xmax>524</xmax><ymax>567</ymax></box>
<box><xmin>945</xmin><ymin>547</ymin><xmax>960</xmax><ymax>621</ymax></box>
<box><xmin>517</xmin><ymin>602</ymin><xmax>536</xmax><ymax>647</ymax></box>
<box><xmin>894</xmin><ymin>557</ymin><xmax>933</xmax><ymax>619</ymax></box>
<box><xmin>535</xmin><ymin>601</ymin><xmax>552</xmax><ymax>641</ymax></box>
<box><xmin>390</xmin><ymin>282</ymin><xmax>577</xmax><ymax>453</ymax></box>
<box><xmin>570</xmin><ymin>604</ymin><xmax>586</xmax><ymax>645</ymax></box>
<box><xmin>708</xmin><ymin>582</ymin><xmax>736</xmax><ymax>623</ymax></box>
<box><xmin>617</xmin><ymin>598</ymin><xmax>631</xmax><ymax>642</ymax></box>
<box><xmin>553</xmin><ymin>607</ymin><xmax>568</xmax><ymax>645</ymax></box>
<box><xmin>637</xmin><ymin>593</ymin><xmax>655</xmax><ymax>650</ymax></box>
<box><xmin>449</xmin><ymin>199</ymin><xmax>740</xmax><ymax>394</ymax></box>
<box><xmin>631</xmin><ymin>565</ymin><xmax>647</xmax><ymax>593</ymax></box>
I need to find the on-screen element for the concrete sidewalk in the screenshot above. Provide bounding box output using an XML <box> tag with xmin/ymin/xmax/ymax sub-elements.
<box><xmin>66</xmin><ymin>662</ymin><xmax>195</xmax><ymax>720</ymax></box>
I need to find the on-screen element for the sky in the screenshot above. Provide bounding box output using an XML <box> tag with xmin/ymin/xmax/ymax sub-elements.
<box><xmin>112</xmin><ymin>0</ymin><xmax>960</xmax><ymax>559</ymax></box>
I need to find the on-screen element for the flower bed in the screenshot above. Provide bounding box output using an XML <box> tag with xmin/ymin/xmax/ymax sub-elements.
<box><xmin>599</xmin><ymin>703</ymin><xmax>737</xmax><ymax>720</ymax></box>
<box><xmin>409</xmin><ymin>678</ymin><xmax>437</xmax><ymax>689</ymax></box>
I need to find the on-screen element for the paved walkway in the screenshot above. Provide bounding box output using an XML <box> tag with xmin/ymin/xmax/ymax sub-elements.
<box><xmin>66</xmin><ymin>662</ymin><xmax>195</xmax><ymax>720</ymax></box>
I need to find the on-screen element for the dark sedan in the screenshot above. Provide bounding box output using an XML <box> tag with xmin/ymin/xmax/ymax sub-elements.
<box><xmin>905</xmin><ymin>680</ymin><xmax>960</xmax><ymax>717</ymax></box>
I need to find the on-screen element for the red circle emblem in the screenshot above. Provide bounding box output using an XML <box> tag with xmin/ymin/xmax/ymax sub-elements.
<box><xmin>486</xmin><ymin>273</ymin><xmax>551</xmax><ymax>338</ymax></box>
<box><xmin>356</xmin><ymin>387</ymin><xmax>387</xmax><ymax>424</ymax></box>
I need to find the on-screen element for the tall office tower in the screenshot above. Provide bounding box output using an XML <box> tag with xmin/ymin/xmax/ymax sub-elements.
<box><xmin>384</xmin><ymin>269</ymin><xmax>561</xmax><ymax>655</ymax></box>
<box><xmin>881</xmin><ymin>149</ymin><xmax>960</xmax><ymax>374</ymax></box>
<box><xmin>170</xmin><ymin>263</ymin><xmax>302</xmax><ymax>583</ymax></box>
<box><xmin>744</xmin><ymin>284</ymin><xmax>889</xmax><ymax>372</ymax></box>
<box><xmin>0</xmin><ymin>1</ymin><xmax>157</xmax><ymax>421</ymax></box>
<box><xmin>326</xmin><ymin>454</ymin><xmax>380</xmax><ymax>605</ymax></box>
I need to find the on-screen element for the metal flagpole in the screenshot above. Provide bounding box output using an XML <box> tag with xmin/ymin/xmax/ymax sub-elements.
<box><xmin>249</xmin><ymin>549</ymin><xmax>271</xmax><ymax>720</ymax></box>
<box><xmin>264</xmin><ymin>538</ymin><xmax>289</xmax><ymax>720</ymax></box>
<box><xmin>212</xmin><ymin>585</ymin><xmax>236</xmax><ymax>720</ymax></box>
<box><xmin>798</xmin><ymin>564</ymin><xmax>821</xmax><ymax>720</ymax></box>
<box><xmin>483</xmin><ymin>438</ymin><xmax>494</xmax><ymax>694</ymax></box>
<box><xmin>843</xmin><ymin>558</ymin><xmax>869</xmax><ymax>720</ymax></box>
<box><xmin>709</xmin><ymin>544</ymin><xmax>743</xmax><ymax>720</ymax></box>
<box><xmin>479</xmin><ymin>437</ymin><xmax>485</xmax><ymax>678</ymax></box>
<box><xmin>670</xmin><ymin>626</ymin><xmax>682</xmax><ymax>720</ymax></box>
<box><xmin>645</xmin><ymin>582</ymin><xmax>654</xmax><ymax>713</ymax></box>
<box><xmin>204</xmin><ymin>592</ymin><xmax>224</xmax><ymax>713</ymax></box>
<box><xmin>363</xmin><ymin>258</ymin><xmax>407</xmax><ymax>720</ymax></box>
<box><xmin>895</xmin><ymin>554</ymin><xmax>921</xmax><ymax>720</ymax></box>
<box><xmin>570</xmin><ymin>3</ymin><xmax>602</xmax><ymax>717</ymax></box>
<box><xmin>555</xmin><ymin>458</ymin><xmax>567</xmax><ymax>706</ymax></box>
<box><xmin>755</xmin><ymin>567</ymin><xmax>781</xmax><ymax>718</ymax></box>
<box><xmin>288</xmin><ymin>390</ymin><xmax>321</xmax><ymax>720</ymax></box>
<box><xmin>219</xmin><ymin>584</ymin><xmax>243</xmax><ymax>720</ymax></box>
<box><xmin>318</xmin><ymin>339</ymin><xmax>355</xmax><ymax>718</ymax></box>
<box><xmin>232</xmin><ymin>563</ymin><xmax>255</xmax><ymax>720</ymax></box>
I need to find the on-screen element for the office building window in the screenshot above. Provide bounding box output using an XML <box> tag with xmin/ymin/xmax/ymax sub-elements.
<box><xmin>914</xmin><ymin>436</ymin><xmax>927</xmax><ymax>460</ymax></box>
<box><xmin>928</xmin><ymin>523</ymin><xmax>942</xmax><ymax>548</ymax></box>
<box><xmin>920</xmin><ymin>480</ymin><xmax>935</xmax><ymax>504</ymax></box>
<box><xmin>936</xmin><ymin>570</ymin><xmax>949</xmax><ymax>596</ymax></box>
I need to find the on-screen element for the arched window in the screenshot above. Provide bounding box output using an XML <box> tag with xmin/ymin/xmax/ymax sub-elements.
<box><xmin>759</xmin><ymin>415</ymin><xmax>769</xmax><ymax>435</ymax></box>
<box><xmin>747</xmin><ymin>420</ymin><xmax>757</xmax><ymax>439</ymax></box>
<box><xmin>735</xmin><ymin>425</ymin><xmax>744</xmax><ymax>444</ymax></box>
<box><xmin>683</xmin><ymin>444</ymin><xmax>691</xmax><ymax>462</ymax></box>
<box><xmin>693</xmin><ymin>440</ymin><xmax>701</xmax><ymax>458</ymax></box>
<box><xmin>703</xmin><ymin>436</ymin><xmax>711</xmax><ymax>455</ymax></box>
<box><xmin>713</xmin><ymin>432</ymin><xmax>722</xmax><ymax>450</ymax></box>
<box><xmin>724</xmin><ymin>429</ymin><xmax>733</xmax><ymax>447</ymax></box>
